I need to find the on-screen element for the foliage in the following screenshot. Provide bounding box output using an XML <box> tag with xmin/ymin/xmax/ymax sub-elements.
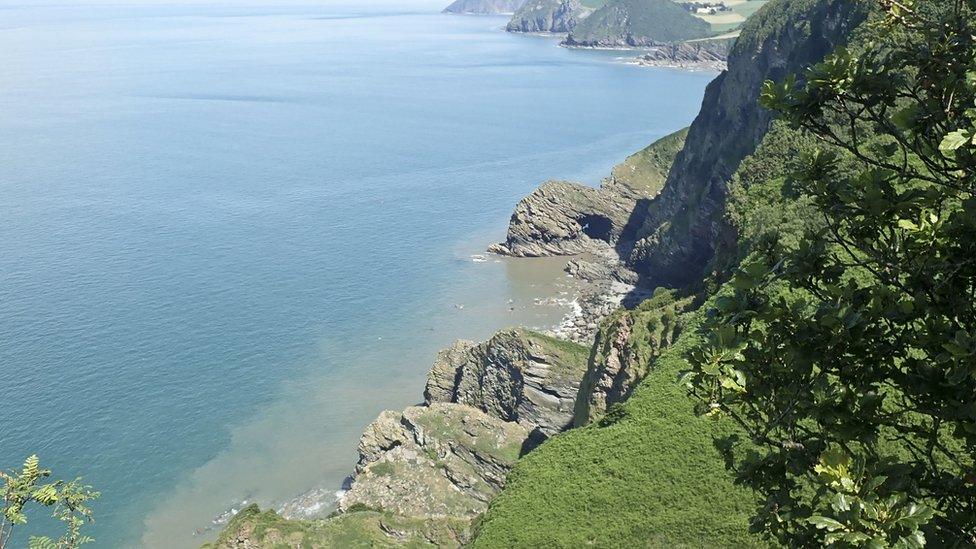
<box><xmin>470</xmin><ymin>308</ymin><xmax>762</xmax><ymax>548</ymax></box>
<box><xmin>568</xmin><ymin>0</ymin><xmax>711</xmax><ymax>44</ymax></box>
<box><xmin>684</xmin><ymin>0</ymin><xmax>976</xmax><ymax>546</ymax></box>
<box><xmin>0</xmin><ymin>456</ymin><xmax>99</xmax><ymax>549</ymax></box>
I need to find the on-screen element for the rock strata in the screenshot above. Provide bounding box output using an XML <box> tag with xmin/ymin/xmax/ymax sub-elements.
<box><xmin>337</xmin><ymin>403</ymin><xmax>530</xmax><ymax>518</ymax></box>
<box><xmin>487</xmin><ymin>180</ymin><xmax>634</xmax><ymax>257</ymax></box>
<box><xmin>424</xmin><ymin>328</ymin><xmax>589</xmax><ymax>437</ymax></box>
<box><xmin>634</xmin><ymin>40</ymin><xmax>731</xmax><ymax>71</ymax></box>
<box><xmin>573</xmin><ymin>290</ymin><xmax>689</xmax><ymax>425</ymax></box>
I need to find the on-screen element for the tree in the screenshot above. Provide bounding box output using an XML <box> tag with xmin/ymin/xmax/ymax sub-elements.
<box><xmin>0</xmin><ymin>456</ymin><xmax>99</xmax><ymax>549</ymax></box>
<box><xmin>684</xmin><ymin>0</ymin><xmax>976</xmax><ymax>546</ymax></box>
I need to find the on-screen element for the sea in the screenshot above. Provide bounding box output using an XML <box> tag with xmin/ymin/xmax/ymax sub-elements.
<box><xmin>0</xmin><ymin>1</ymin><xmax>714</xmax><ymax>546</ymax></box>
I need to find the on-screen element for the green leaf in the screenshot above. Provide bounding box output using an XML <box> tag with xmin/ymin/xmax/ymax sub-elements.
<box><xmin>940</xmin><ymin>130</ymin><xmax>971</xmax><ymax>152</ymax></box>
<box><xmin>808</xmin><ymin>515</ymin><xmax>846</xmax><ymax>531</ymax></box>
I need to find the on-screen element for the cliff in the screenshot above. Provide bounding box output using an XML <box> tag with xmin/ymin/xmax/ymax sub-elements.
<box><xmin>443</xmin><ymin>0</ymin><xmax>525</xmax><ymax>15</ymax></box>
<box><xmin>206</xmin><ymin>329</ymin><xmax>587</xmax><ymax>548</ymax></box>
<box><xmin>425</xmin><ymin>329</ymin><xmax>589</xmax><ymax>437</ymax></box>
<box><xmin>563</xmin><ymin>0</ymin><xmax>711</xmax><ymax>48</ymax></box>
<box><xmin>623</xmin><ymin>0</ymin><xmax>870</xmax><ymax>287</ymax></box>
<box><xmin>506</xmin><ymin>0</ymin><xmax>590</xmax><ymax>33</ymax></box>
<box><xmin>634</xmin><ymin>39</ymin><xmax>732</xmax><ymax>71</ymax></box>
<box><xmin>488</xmin><ymin>128</ymin><xmax>687</xmax><ymax>257</ymax></box>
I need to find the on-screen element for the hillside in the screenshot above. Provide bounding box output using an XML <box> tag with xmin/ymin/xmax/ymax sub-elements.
<box><xmin>506</xmin><ymin>0</ymin><xmax>590</xmax><ymax>33</ymax></box>
<box><xmin>563</xmin><ymin>0</ymin><xmax>712</xmax><ymax>47</ymax></box>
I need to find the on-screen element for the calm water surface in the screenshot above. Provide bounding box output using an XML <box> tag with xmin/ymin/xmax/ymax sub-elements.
<box><xmin>0</xmin><ymin>1</ymin><xmax>714</xmax><ymax>546</ymax></box>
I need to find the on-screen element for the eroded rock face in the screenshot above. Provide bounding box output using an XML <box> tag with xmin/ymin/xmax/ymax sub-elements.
<box><xmin>487</xmin><ymin>180</ymin><xmax>638</xmax><ymax>257</ymax></box>
<box><xmin>506</xmin><ymin>0</ymin><xmax>590</xmax><ymax>33</ymax></box>
<box><xmin>624</xmin><ymin>0</ymin><xmax>869</xmax><ymax>287</ymax></box>
<box><xmin>338</xmin><ymin>403</ymin><xmax>530</xmax><ymax>518</ymax></box>
<box><xmin>424</xmin><ymin>328</ymin><xmax>588</xmax><ymax>437</ymax></box>
<box><xmin>635</xmin><ymin>40</ymin><xmax>732</xmax><ymax>71</ymax></box>
<box><xmin>573</xmin><ymin>291</ymin><xmax>687</xmax><ymax>426</ymax></box>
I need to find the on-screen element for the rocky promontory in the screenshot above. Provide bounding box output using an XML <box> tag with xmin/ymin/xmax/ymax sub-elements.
<box><xmin>562</xmin><ymin>0</ymin><xmax>711</xmax><ymax>48</ymax></box>
<box><xmin>506</xmin><ymin>0</ymin><xmax>590</xmax><ymax>33</ymax></box>
<box><xmin>633</xmin><ymin>39</ymin><xmax>732</xmax><ymax>71</ymax></box>
<box><xmin>206</xmin><ymin>328</ymin><xmax>588</xmax><ymax>548</ymax></box>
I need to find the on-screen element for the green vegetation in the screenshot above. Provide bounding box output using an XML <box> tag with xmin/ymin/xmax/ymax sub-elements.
<box><xmin>567</xmin><ymin>0</ymin><xmax>712</xmax><ymax>46</ymax></box>
<box><xmin>685</xmin><ymin>1</ymin><xmax>976</xmax><ymax>546</ymax></box>
<box><xmin>609</xmin><ymin>128</ymin><xmax>688</xmax><ymax>197</ymax></box>
<box><xmin>471</xmin><ymin>308</ymin><xmax>762</xmax><ymax>547</ymax></box>
<box><xmin>202</xmin><ymin>505</ymin><xmax>470</xmax><ymax>548</ymax></box>
<box><xmin>1</xmin><ymin>456</ymin><xmax>99</xmax><ymax>549</ymax></box>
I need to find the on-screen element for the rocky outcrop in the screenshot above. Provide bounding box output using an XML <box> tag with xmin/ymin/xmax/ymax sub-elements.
<box><xmin>443</xmin><ymin>0</ymin><xmax>525</xmax><ymax>15</ymax></box>
<box><xmin>572</xmin><ymin>290</ymin><xmax>689</xmax><ymax>425</ymax></box>
<box><xmin>506</xmin><ymin>0</ymin><xmax>590</xmax><ymax>33</ymax></box>
<box><xmin>563</xmin><ymin>0</ymin><xmax>711</xmax><ymax>48</ymax></box>
<box><xmin>488</xmin><ymin>129</ymin><xmax>687</xmax><ymax>258</ymax></box>
<box><xmin>623</xmin><ymin>0</ymin><xmax>870</xmax><ymax>287</ymax></box>
<box><xmin>337</xmin><ymin>403</ymin><xmax>530</xmax><ymax>518</ymax></box>
<box><xmin>424</xmin><ymin>328</ymin><xmax>589</xmax><ymax>437</ymax></box>
<box><xmin>634</xmin><ymin>39</ymin><xmax>732</xmax><ymax>71</ymax></box>
<box><xmin>486</xmin><ymin>180</ymin><xmax>634</xmax><ymax>257</ymax></box>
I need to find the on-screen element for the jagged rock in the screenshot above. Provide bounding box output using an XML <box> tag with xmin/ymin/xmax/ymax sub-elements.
<box><xmin>573</xmin><ymin>290</ymin><xmax>688</xmax><ymax>426</ymax></box>
<box><xmin>338</xmin><ymin>403</ymin><xmax>530</xmax><ymax>518</ymax></box>
<box><xmin>624</xmin><ymin>0</ymin><xmax>870</xmax><ymax>287</ymax></box>
<box><xmin>443</xmin><ymin>0</ymin><xmax>525</xmax><ymax>15</ymax></box>
<box><xmin>487</xmin><ymin>180</ymin><xmax>630</xmax><ymax>257</ymax></box>
<box><xmin>634</xmin><ymin>39</ymin><xmax>732</xmax><ymax>71</ymax></box>
<box><xmin>424</xmin><ymin>328</ymin><xmax>588</xmax><ymax>437</ymax></box>
<box><xmin>489</xmin><ymin>129</ymin><xmax>687</xmax><ymax>259</ymax></box>
<box><xmin>506</xmin><ymin>0</ymin><xmax>590</xmax><ymax>33</ymax></box>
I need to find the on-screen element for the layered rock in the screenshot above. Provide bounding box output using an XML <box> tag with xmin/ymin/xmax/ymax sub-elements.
<box><xmin>624</xmin><ymin>0</ymin><xmax>870</xmax><ymax>287</ymax></box>
<box><xmin>489</xmin><ymin>129</ymin><xmax>686</xmax><ymax>259</ymax></box>
<box><xmin>563</xmin><ymin>0</ymin><xmax>711</xmax><ymax>48</ymax></box>
<box><xmin>337</xmin><ymin>403</ymin><xmax>530</xmax><ymax>518</ymax></box>
<box><xmin>425</xmin><ymin>328</ymin><xmax>589</xmax><ymax>437</ymax></box>
<box><xmin>487</xmin><ymin>180</ymin><xmax>636</xmax><ymax>257</ymax></box>
<box><xmin>572</xmin><ymin>289</ymin><xmax>689</xmax><ymax>425</ymax></box>
<box><xmin>443</xmin><ymin>0</ymin><xmax>525</xmax><ymax>15</ymax></box>
<box><xmin>634</xmin><ymin>39</ymin><xmax>732</xmax><ymax>71</ymax></box>
<box><xmin>506</xmin><ymin>0</ymin><xmax>590</xmax><ymax>33</ymax></box>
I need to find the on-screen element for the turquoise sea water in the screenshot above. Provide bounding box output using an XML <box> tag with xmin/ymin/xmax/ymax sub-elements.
<box><xmin>0</xmin><ymin>2</ymin><xmax>714</xmax><ymax>546</ymax></box>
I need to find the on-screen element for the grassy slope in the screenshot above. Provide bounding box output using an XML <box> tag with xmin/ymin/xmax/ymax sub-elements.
<box><xmin>609</xmin><ymin>127</ymin><xmax>689</xmax><ymax>197</ymax></box>
<box><xmin>569</xmin><ymin>0</ymin><xmax>712</xmax><ymax>44</ymax></box>
<box><xmin>471</xmin><ymin>309</ymin><xmax>762</xmax><ymax>548</ymax></box>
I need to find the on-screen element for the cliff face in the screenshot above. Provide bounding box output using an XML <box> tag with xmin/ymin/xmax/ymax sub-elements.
<box><xmin>443</xmin><ymin>0</ymin><xmax>525</xmax><ymax>15</ymax></box>
<box><xmin>563</xmin><ymin>0</ymin><xmax>711</xmax><ymax>48</ymax></box>
<box><xmin>624</xmin><ymin>0</ymin><xmax>870</xmax><ymax>287</ymax></box>
<box><xmin>506</xmin><ymin>0</ymin><xmax>590</xmax><ymax>33</ymax></box>
<box><xmin>489</xmin><ymin>129</ymin><xmax>687</xmax><ymax>258</ymax></box>
<box><xmin>425</xmin><ymin>329</ymin><xmax>589</xmax><ymax>437</ymax></box>
<box><xmin>572</xmin><ymin>289</ymin><xmax>689</xmax><ymax>426</ymax></box>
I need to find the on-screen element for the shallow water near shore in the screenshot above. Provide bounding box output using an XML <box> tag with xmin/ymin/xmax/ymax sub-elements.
<box><xmin>0</xmin><ymin>1</ymin><xmax>714</xmax><ymax>547</ymax></box>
